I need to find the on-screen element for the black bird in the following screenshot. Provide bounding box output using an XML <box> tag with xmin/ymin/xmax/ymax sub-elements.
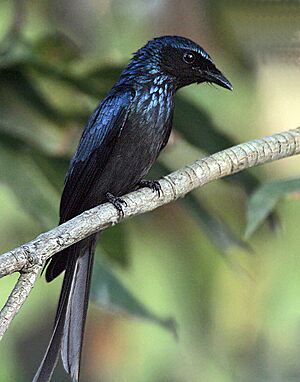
<box><xmin>33</xmin><ymin>35</ymin><xmax>232</xmax><ymax>382</ymax></box>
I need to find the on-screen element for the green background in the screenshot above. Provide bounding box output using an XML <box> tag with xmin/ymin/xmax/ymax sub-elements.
<box><xmin>0</xmin><ymin>1</ymin><xmax>300</xmax><ymax>381</ymax></box>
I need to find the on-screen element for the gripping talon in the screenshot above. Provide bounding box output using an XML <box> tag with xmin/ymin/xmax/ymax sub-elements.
<box><xmin>138</xmin><ymin>180</ymin><xmax>162</xmax><ymax>197</ymax></box>
<box><xmin>106</xmin><ymin>192</ymin><xmax>127</xmax><ymax>218</ymax></box>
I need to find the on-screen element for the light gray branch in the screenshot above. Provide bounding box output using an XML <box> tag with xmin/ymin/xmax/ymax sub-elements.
<box><xmin>0</xmin><ymin>266</ymin><xmax>40</xmax><ymax>338</ymax></box>
<box><xmin>0</xmin><ymin>127</ymin><xmax>299</xmax><ymax>340</ymax></box>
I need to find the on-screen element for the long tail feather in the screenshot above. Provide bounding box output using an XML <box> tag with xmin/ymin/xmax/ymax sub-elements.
<box><xmin>33</xmin><ymin>254</ymin><xmax>77</xmax><ymax>382</ymax></box>
<box><xmin>61</xmin><ymin>239</ymin><xmax>96</xmax><ymax>381</ymax></box>
<box><xmin>33</xmin><ymin>235</ymin><xmax>96</xmax><ymax>382</ymax></box>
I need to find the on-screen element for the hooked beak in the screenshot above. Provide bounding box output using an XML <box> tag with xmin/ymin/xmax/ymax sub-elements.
<box><xmin>201</xmin><ymin>67</ymin><xmax>233</xmax><ymax>91</ymax></box>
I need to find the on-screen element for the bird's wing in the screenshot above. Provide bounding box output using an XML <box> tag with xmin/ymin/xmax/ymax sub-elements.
<box><xmin>159</xmin><ymin>112</ymin><xmax>173</xmax><ymax>152</ymax></box>
<box><xmin>60</xmin><ymin>87</ymin><xmax>135</xmax><ymax>222</ymax></box>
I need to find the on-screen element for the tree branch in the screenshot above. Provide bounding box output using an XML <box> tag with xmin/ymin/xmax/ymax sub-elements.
<box><xmin>0</xmin><ymin>127</ymin><xmax>299</xmax><ymax>340</ymax></box>
<box><xmin>0</xmin><ymin>266</ymin><xmax>40</xmax><ymax>339</ymax></box>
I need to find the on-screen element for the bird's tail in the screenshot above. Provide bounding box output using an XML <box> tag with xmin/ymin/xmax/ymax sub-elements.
<box><xmin>33</xmin><ymin>235</ymin><xmax>97</xmax><ymax>382</ymax></box>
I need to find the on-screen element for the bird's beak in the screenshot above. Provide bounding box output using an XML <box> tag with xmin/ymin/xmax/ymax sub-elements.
<box><xmin>202</xmin><ymin>67</ymin><xmax>233</xmax><ymax>91</ymax></box>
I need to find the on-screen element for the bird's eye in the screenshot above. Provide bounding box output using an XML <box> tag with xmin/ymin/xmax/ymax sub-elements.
<box><xmin>183</xmin><ymin>52</ymin><xmax>195</xmax><ymax>64</ymax></box>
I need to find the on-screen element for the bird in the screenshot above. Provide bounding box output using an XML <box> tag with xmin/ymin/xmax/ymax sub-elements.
<box><xmin>33</xmin><ymin>35</ymin><xmax>232</xmax><ymax>382</ymax></box>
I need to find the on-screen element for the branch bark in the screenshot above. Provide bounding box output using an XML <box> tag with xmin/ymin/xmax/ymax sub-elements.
<box><xmin>0</xmin><ymin>127</ymin><xmax>299</xmax><ymax>339</ymax></box>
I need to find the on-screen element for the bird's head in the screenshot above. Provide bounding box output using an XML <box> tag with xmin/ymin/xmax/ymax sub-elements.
<box><xmin>124</xmin><ymin>35</ymin><xmax>232</xmax><ymax>91</ymax></box>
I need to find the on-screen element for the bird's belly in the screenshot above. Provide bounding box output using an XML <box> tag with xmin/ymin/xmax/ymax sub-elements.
<box><xmin>88</xmin><ymin>119</ymin><xmax>169</xmax><ymax>204</ymax></box>
<box><xmin>105</xmin><ymin>126</ymin><xmax>163</xmax><ymax>192</ymax></box>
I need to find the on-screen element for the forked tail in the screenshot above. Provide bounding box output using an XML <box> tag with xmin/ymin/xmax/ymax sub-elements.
<box><xmin>33</xmin><ymin>235</ymin><xmax>96</xmax><ymax>382</ymax></box>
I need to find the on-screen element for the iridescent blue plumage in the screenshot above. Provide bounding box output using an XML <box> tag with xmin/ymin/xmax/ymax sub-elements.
<box><xmin>34</xmin><ymin>35</ymin><xmax>232</xmax><ymax>382</ymax></box>
<box><xmin>119</xmin><ymin>35</ymin><xmax>212</xmax><ymax>86</ymax></box>
<box><xmin>61</xmin><ymin>89</ymin><xmax>134</xmax><ymax>219</ymax></box>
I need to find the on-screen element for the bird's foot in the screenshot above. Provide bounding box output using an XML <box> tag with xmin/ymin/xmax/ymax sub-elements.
<box><xmin>106</xmin><ymin>192</ymin><xmax>127</xmax><ymax>218</ymax></box>
<box><xmin>138</xmin><ymin>180</ymin><xmax>162</xmax><ymax>197</ymax></box>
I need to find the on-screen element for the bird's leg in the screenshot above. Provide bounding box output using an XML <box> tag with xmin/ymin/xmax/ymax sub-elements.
<box><xmin>137</xmin><ymin>180</ymin><xmax>162</xmax><ymax>197</ymax></box>
<box><xmin>106</xmin><ymin>192</ymin><xmax>127</xmax><ymax>218</ymax></box>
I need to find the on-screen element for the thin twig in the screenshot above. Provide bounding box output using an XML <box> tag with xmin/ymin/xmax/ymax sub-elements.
<box><xmin>0</xmin><ymin>266</ymin><xmax>40</xmax><ymax>339</ymax></box>
<box><xmin>0</xmin><ymin>127</ymin><xmax>299</xmax><ymax>340</ymax></box>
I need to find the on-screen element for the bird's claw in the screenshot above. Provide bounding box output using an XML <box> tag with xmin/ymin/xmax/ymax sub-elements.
<box><xmin>106</xmin><ymin>192</ymin><xmax>127</xmax><ymax>218</ymax></box>
<box><xmin>138</xmin><ymin>180</ymin><xmax>162</xmax><ymax>197</ymax></box>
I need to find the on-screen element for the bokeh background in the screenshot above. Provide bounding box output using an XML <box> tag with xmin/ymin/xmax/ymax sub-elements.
<box><xmin>0</xmin><ymin>0</ymin><xmax>300</xmax><ymax>381</ymax></box>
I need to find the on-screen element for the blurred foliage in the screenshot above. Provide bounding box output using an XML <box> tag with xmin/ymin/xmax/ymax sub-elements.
<box><xmin>91</xmin><ymin>258</ymin><xmax>178</xmax><ymax>337</ymax></box>
<box><xmin>0</xmin><ymin>1</ymin><xmax>299</xmax><ymax>382</ymax></box>
<box><xmin>246</xmin><ymin>178</ymin><xmax>300</xmax><ymax>238</ymax></box>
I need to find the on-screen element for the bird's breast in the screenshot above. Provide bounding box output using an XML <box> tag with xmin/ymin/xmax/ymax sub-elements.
<box><xmin>129</xmin><ymin>83</ymin><xmax>174</xmax><ymax>152</ymax></box>
<box><xmin>97</xmin><ymin>83</ymin><xmax>175</xmax><ymax>197</ymax></box>
<box><xmin>134</xmin><ymin>81</ymin><xmax>174</xmax><ymax>129</ymax></box>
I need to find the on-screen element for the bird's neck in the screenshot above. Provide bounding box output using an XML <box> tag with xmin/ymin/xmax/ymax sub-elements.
<box><xmin>117</xmin><ymin>59</ymin><xmax>177</xmax><ymax>90</ymax></box>
<box><xmin>117</xmin><ymin>73</ymin><xmax>175</xmax><ymax>95</ymax></box>
<box><xmin>130</xmin><ymin>76</ymin><xmax>176</xmax><ymax>133</ymax></box>
<box><xmin>135</xmin><ymin>76</ymin><xmax>176</xmax><ymax>113</ymax></box>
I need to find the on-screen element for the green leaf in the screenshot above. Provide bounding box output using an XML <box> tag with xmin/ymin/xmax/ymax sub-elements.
<box><xmin>0</xmin><ymin>68</ymin><xmax>64</xmax><ymax>155</ymax></box>
<box><xmin>152</xmin><ymin>161</ymin><xmax>248</xmax><ymax>252</ymax></box>
<box><xmin>0</xmin><ymin>39</ymin><xmax>30</xmax><ymax>69</ymax></box>
<box><xmin>0</xmin><ymin>66</ymin><xmax>71</xmax><ymax>125</ymax></box>
<box><xmin>31</xmin><ymin>32</ymin><xmax>81</xmax><ymax>64</ymax></box>
<box><xmin>174</xmin><ymin>96</ymin><xmax>262</xmax><ymax>191</ymax></box>
<box><xmin>100</xmin><ymin>224</ymin><xmax>130</xmax><ymax>267</ymax></box>
<box><xmin>174</xmin><ymin>96</ymin><xmax>234</xmax><ymax>153</ymax></box>
<box><xmin>245</xmin><ymin>178</ymin><xmax>300</xmax><ymax>238</ymax></box>
<box><xmin>174</xmin><ymin>96</ymin><xmax>279</xmax><ymax>228</ymax></box>
<box><xmin>29</xmin><ymin>151</ymin><xmax>69</xmax><ymax>192</ymax></box>
<box><xmin>91</xmin><ymin>258</ymin><xmax>177</xmax><ymax>337</ymax></box>
<box><xmin>182</xmin><ymin>193</ymin><xmax>249</xmax><ymax>252</ymax></box>
<box><xmin>28</xmin><ymin>59</ymin><xmax>103</xmax><ymax>98</ymax></box>
<box><xmin>84</xmin><ymin>65</ymin><xmax>121</xmax><ymax>90</ymax></box>
<box><xmin>0</xmin><ymin>142</ymin><xmax>59</xmax><ymax>228</ymax></box>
